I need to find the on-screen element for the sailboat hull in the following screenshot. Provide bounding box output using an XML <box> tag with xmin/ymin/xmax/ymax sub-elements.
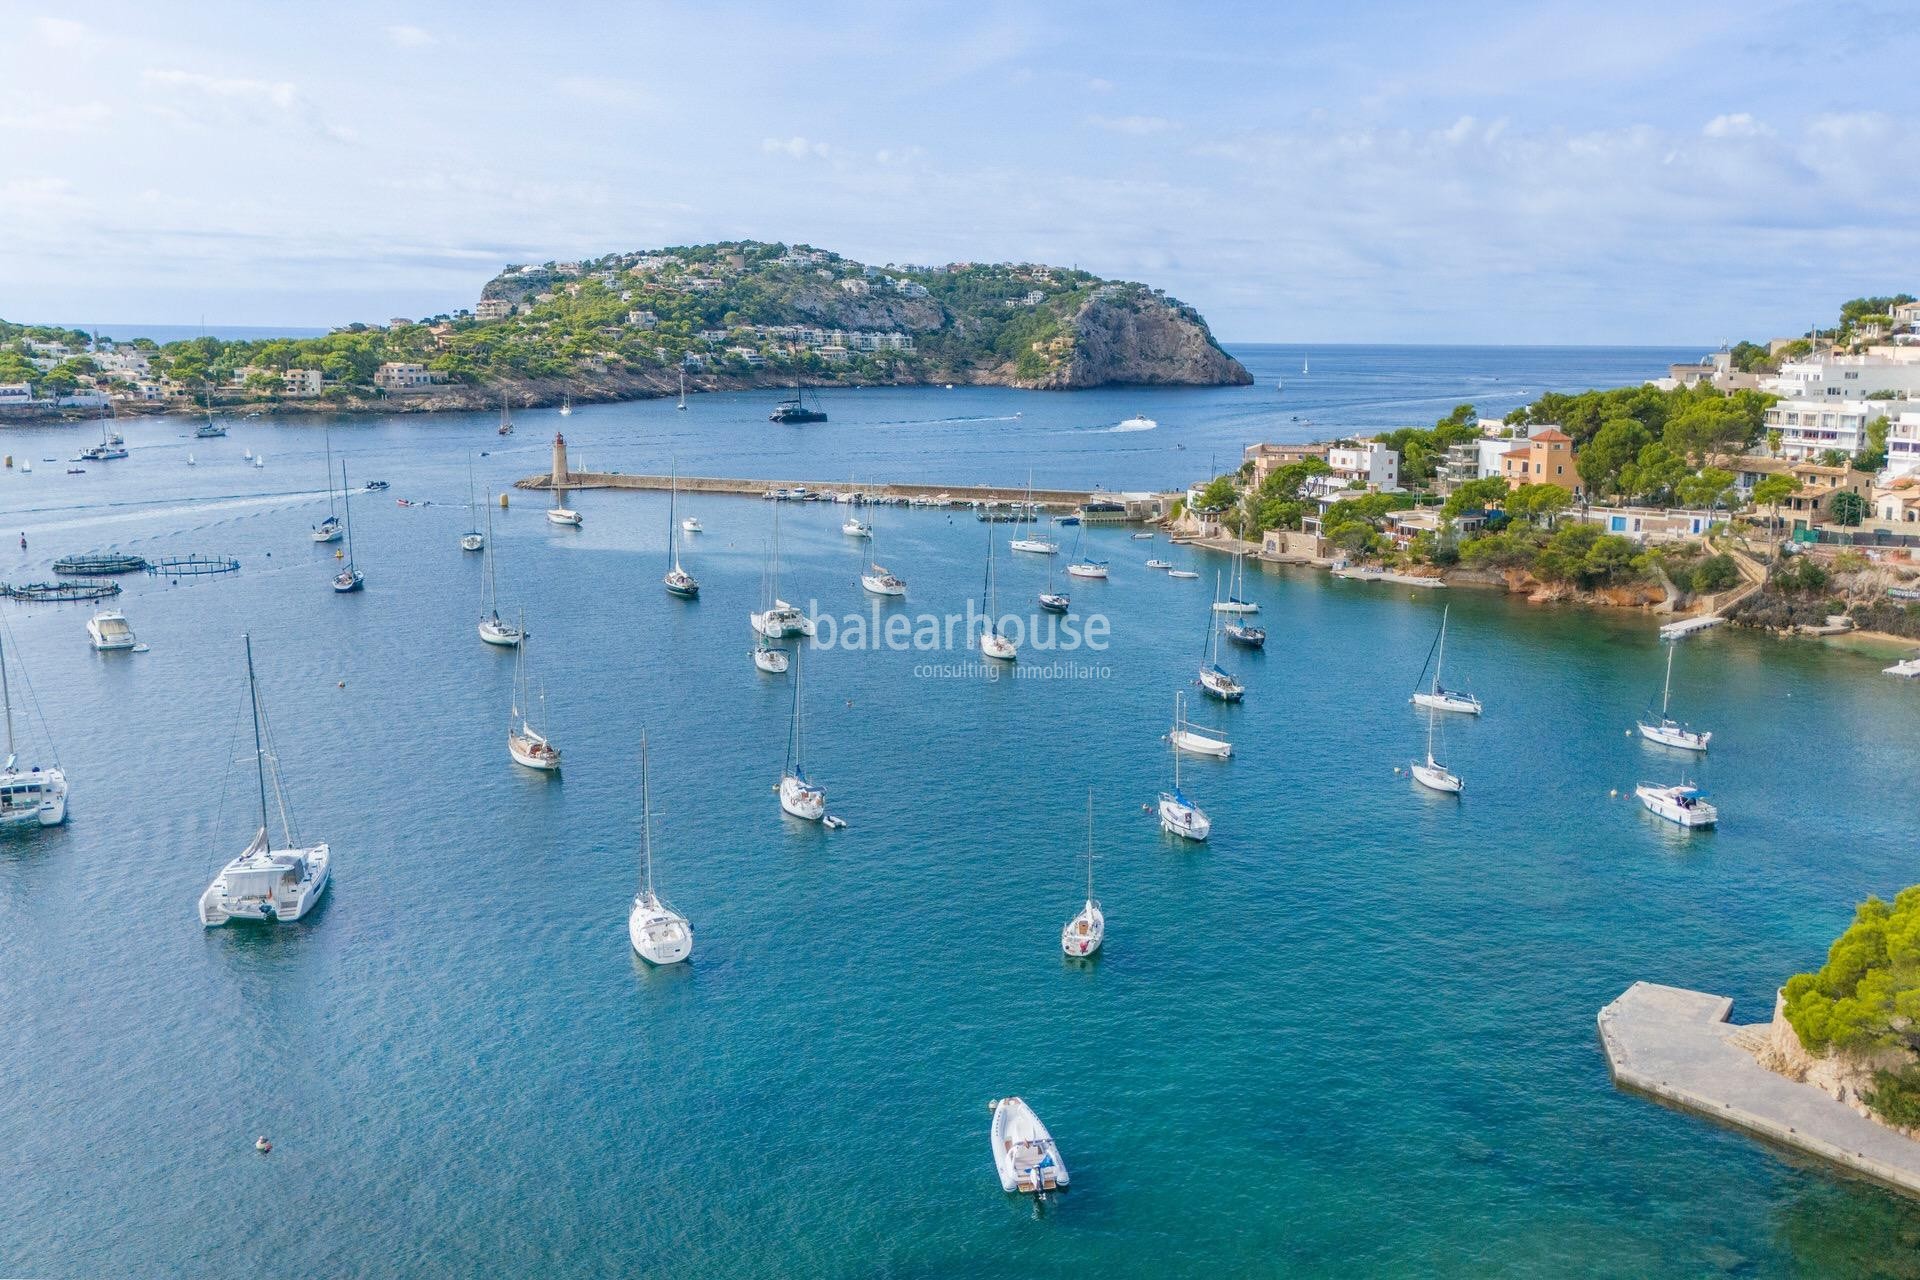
<box><xmin>1638</xmin><ymin>721</ymin><xmax>1709</xmax><ymax>751</ymax></box>
<box><xmin>1413</xmin><ymin>691</ymin><xmax>1481</xmax><ymax>715</ymax></box>
<box><xmin>1158</xmin><ymin>795</ymin><xmax>1211</xmax><ymax>841</ymax></box>
<box><xmin>629</xmin><ymin>898</ymin><xmax>693</xmax><ymax>964</ymax></box>
<box><xmin>980</xmin><ymin>634</ymin><xmax>1018</xmax><ymax>661</ymax></box>
<box><xmin>1411</xmin><ymin>762</ymin><xmax>1463</xmax><ymax>794</ymax></box>
<box><xmin>509</xmin><ymin>734</ymin><xmax>560</xmax><ymax>771</ymax></box>
<box><xmin>199</xmin><ymin>839</ymin><xmax>330</xmax><ymax>926</ymax></box>
<box><xmin>779</xmin><ymin>773</ymin><xmax>825</xmax><ymax>821</ymax></box>
<box><xmin>1061</xmin><ymin>902</ymin><xmax>1105</xmax><ymax>957</ymax></box>
<box><xmin>461</xmin><ymin>534</ymin><xmax>485</xmax><ymax>552</ymax></box>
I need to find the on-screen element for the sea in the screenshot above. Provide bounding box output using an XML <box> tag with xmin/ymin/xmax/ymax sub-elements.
<box><xmin>3</xmin><ymin>343</ymin><xmax>1917</xmax><ymax>1279</ymax></box>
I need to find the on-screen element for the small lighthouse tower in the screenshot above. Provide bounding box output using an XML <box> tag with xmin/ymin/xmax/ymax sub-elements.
<box><xmin>550</xmin><ymin>432</ymin><xmax>569</xmax><ymax>490</ymax></box>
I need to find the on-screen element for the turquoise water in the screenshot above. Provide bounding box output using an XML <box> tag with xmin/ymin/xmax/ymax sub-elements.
<box><xmin>4</xmin><ymin>346</ymin><xmax>1919</xmax><ymax>1277</ymax></box>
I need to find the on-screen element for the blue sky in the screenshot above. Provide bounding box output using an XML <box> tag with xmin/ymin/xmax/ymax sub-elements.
<box><xmin>1</xmin><ymin>0</ymin><xmax>1913</xmax><ymax>344</ymax></box>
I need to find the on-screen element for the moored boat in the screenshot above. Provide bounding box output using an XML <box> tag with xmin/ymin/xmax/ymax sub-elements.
<box><xmin>1061</xmin><ymin>794</ymin><xmax>1104</xmax><ymax>958</ymax></box>
<box><xmin>85</xmin><ymin>610</ymin><xmax>136</xmax><ymax>651</ymax></box>
<box><xmin>1637</xmin><ymin>781</ymin><xmax>1716</xmax><ymax>827</ymax></box>
<box><xmin>627</xmin><ymin>736</ymin><xmax>692</xmax><ymax>966</ymax></box>
<box><xmin>989</xmin><ymin>1096</ymin><xmax>1069</xmax><ymax>1194</ymax></box>
<box><xmin>1636</xmin><ymin>644</ymin><xmax>1709</xmax><ymax>751</ymax></box>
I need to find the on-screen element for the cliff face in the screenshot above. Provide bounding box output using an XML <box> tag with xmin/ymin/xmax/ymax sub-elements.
<box><xmin>1020</xmin><ymin>294</ymin><xmax>1252</xmax><ymax>390</ymax></box>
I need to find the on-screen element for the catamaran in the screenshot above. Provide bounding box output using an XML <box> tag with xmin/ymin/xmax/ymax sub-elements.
<box><xmin>477</xmin><ymin>497</ymin><xmax>524</xmax><ymax>646</ymax></box>
<box><xmin>979</xmin><ymin>520</ymin><xmax>1017</xmax><ymax>661</ymax></box>
<box><xmin>198</xmin><ymin>635</ymin><xmax>330</xmax><ymax>925</ymax></box>
<box><xmin>312</xmin><ymin>425</ymin><xmax>343</xmax><ymax>542</ymax></box>
<box><xmin>1637</xmin><ymin>780</ymin><xmax>1716</xmax><ymax>828</ymax></box>
<box><xmin>1410</xmin><ymin>703</ymin><xmax>1463</xmax><ymax>794</ymax></box>
<box><xmin>990</xmin><ymin>1096</ymin><xmax>1069</xmax><ymax>1195</ymax></box>
<box><xmin>0</xmin><ymin>632</ymin><xmax>67</xmax><ymax>828</ymax></box>
<box><xmin>332</xmin><ymin>460</ymin><xmax>364</xmax><ymax>592</ymax></box>
<box><xmin>1168</xmin><ymin>689</ymin><xmax>1232</xmax><ymax>758</ymax></box>
<box><xmin>1411</xmin><ymin>605</ymin><xmax>1481</xmax><ymax>715</ymax></box>
<box><xmin>1197</xmin><ymin>575</ymin><xmax>1244</xmax><ymax>701</ymax></box>
<box><xmin>664</xmin><ymin>473</ymin><xmax>699</xmax><ymax>598</ymax></box>
<box><xmin>507</xmin><ymin>612</ymin><xmax>560</xmax><ymax>771</ymax></box>
<box><xmin>1638</xmin><ymin>643</ymin><xmax>1709</xmax><ymax>751</ymax></box>
<box><xmin>1211</xmin><ymin>551</ymin><xmax>1259</xmax><ymax>614</ymax></box>
<box><xmin>750</xmin><ymin>505</ymin><xmax>813</xmax><ymax>638</ymax></box>
<box><xmin>778</xmin><ymin>653</ymin><xmax>826</xmax><ymax>820</ymax></box>
<box><xmin>1061</xmin><ymin>792</ymin><xmax>1104</xmax><ymax>958</ymax></box>
<box><xmin>461</xmin><ymin>453</ymin><xmax>484</xmax><ymax>551</ymax></box>
<box><xmin>627</xmin><ymin>735</ymin><xmax>692</xmax><ymax>966</ymax></box>
<box><xmin>1158</xmin><ymin>733</ymin><xmax>1210</xmax><ymax>841</ymax></box>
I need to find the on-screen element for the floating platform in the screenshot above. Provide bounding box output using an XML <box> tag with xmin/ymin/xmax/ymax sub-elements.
<box><xmin>2</xmin><ymin>579</ymin><xmax>123</xmax><ymax>602</ymax></box>
<box><xmin>146</xmin><ymin>555</ymin><xmax>241</xmax><ymax>577</ymax></box>
<box><xmin>1659</xmin><ymin>615</ymin><xmax>1725</xmax><ymax>641</ymax></box>
<box><xmin>1599</xmin><ymin>981</ymin><xmax>1920</xmax><ymax>1200</ymax></box>
<box><xmin>51</xmin><ymin>552</ymin><xmax>149</xmax><ymax>575</ymax></box>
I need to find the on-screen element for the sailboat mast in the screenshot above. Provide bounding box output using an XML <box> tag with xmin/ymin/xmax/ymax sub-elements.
<box><xmin>340</xmin><ymin>460</ymin><xmax>354</xmax><ymax>569</ymax></box>
<box><xmin>0</xmin><ymin>634</ymin><xmax>13</xmax><ymax>763</ymax></box>
<box><xmin>640</xmin><ymin>734</ymin><xmax>655</xmax><ymax>897</ymax></box>
<box><xmin>244</xmin><ymin>634</ymin><xmax>271</xmax><ymax>844</ymax></box>
<box><xmin>1661</xmin><ymin>644</ymin><xmax>1675</xmax><ymax>717</ymax></box>
<box><xmin>1433</xmin><ymin>606</ymin><xmax>1449</xmax><ymax>694</ymax></box>
<box><xmin>668</xmin><ymin>471</ymin><xmax>680</xmax><ymax>571</ymax></box>
<box><xmin>1085</xmin><ymin>789</ymin><xmax>1095</xmax><ymax>900</ymax></box>
<box><xmin>787</xmin><ymin>650</ymin><xmax>804</xmax><ymax>774</ymax></box>
<box><xmin>325</xmin><ymin>425</ymin><xmax>336</xmax><ymax>516</ymax></box>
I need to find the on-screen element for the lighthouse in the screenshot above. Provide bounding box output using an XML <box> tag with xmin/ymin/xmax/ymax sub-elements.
<box><xmin>550</xmin><ymin>432</ymin><xmax>569</xmax><ymax>489</ymax></box>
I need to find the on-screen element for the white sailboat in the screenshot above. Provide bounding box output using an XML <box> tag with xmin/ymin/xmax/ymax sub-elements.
<box><xmin>627</xmin><ymin>735</ymin><xmax>692</xmax><ymax>965</ymax></box>
<box><xmin>507</xmin><ymin>613</ymin><xmax>560</xmax><ymax>771</ymax></box>
<box><xmin>312</xmin><ymin>424</ymin><xmax>343</xmax><ymax>543</ymax></box>
<box><xmin>1637</xmin><ymin>644</ymin><xmax>1710</xmax><ymax>751</ymax></box>
<box><xmin>681</xmin><ymin>516</ymin><xmax>702</xmax><ymax>534</ymax></box>
<box><xmin>752</xmin><ymin>644</ymin><xmax>790</xmax><ymax>673</ymax></box>
<box><xmin>332</xmin><ymin>460</ymin><xmax>364</xmax><ymax>592</ymax></box>
<box><xmin>778</xmin><ymin>652</ymin><xmax>826</xmax><ymax>820</ymax></box>
<box><xmin>1061</xmin><ymin>791</ymin><xmax>1104</xmax><ymax>957</ymax></box>
<box><xmin>0</xmin><ymin>632</ymin><xmax>67</xmax><ymax>828</ymax></box>
<box><xmin>1157</xmin><ymin>733</ymin><xmax>1211</xmax><ymax>840</ymax></box>
<box><xmin>558</xmin><ymin>392</ymin><xmax>572</xmax><ymax>418</ymax></box>
<box><xmin>1065</xmin><ymin>519</ymin><xmax>1108</xmax><ymax>579</ymax></box>
<box><xmin>1211</xmin><ymin>551</ymin><xmax>1259</xmax><ymax>613</ymax></box>
<box><xmin>461</xmin><ymin>453</ymin><xmax>484</xmax><ymax>552</ymax></box>
<box><xmin>664</xmin><ymin>472</ymin><xmax>699</xmax><ymax>598</ymax></box>
<box><xmin>1009</xmin><ymin>472</ymin><xmax>1058</xmax><ymax>554</ymax></box>
<box><xmin>1197</xmin><ymin>575</ymin><xmax>1244</xmax><ymax>701</ymax></box>
<box><xmin>198</xmin><ymin>634</ymin><xmax>329</xmax><ymax>925</ymax></box>
<box><xmin>1168</xmin><ymin>689</ymin><xmax>1232</xmax><ymax>758</ymax></box>
<box><xmin>842</xmin><ymin>515</ymin><xmax>872</xmax><ymax>538</ymax></box>
<box><xmin>750</xmin><ymin>505</ymin><xmax>814</xmax><ymax>638</ymax></box>
<box><xmin>979</xmin><ymin>520</ymin><xmax>1017</xmax><ymax>661</ymax></box>
<box><xmin>477</xmin><ymin>496</ymin><xmax>524</xmax><ymax>646</ymax></box>
<box><xmin>1410</xmin><ymin>703</ymin><xmax>1463</xmax><ymax>794</ymax></box>
<box><xmin>860</xmin><ymin>522</ymin><xmax>906</xmax><ymax>596</ymax></box>
<box><xmin>1637</xmin><ymin>780</ymin><xmax>1717</xmax><ymax>827</ymax></box>
<box><xmin>547</xmin><ymin>482</ymin><xmax>582</xmax><ymax>527</ymax></box>
<box><xmin>1410</xmin><ymin>605</ymin><xmax>1481</xmax><ymax>714</ymax></box>
<box><xmin>677</xmin><ymin>367</ymin><xmax>688</xmax><ymax>411</ymax></box>
<box><xmin>989</xmin><ymin>1096</ymin><xmax>1069</xmax><ymax>1195</ymax></box>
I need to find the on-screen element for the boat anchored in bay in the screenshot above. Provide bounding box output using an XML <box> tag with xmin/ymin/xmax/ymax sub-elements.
<box><xmin>627</xmin><ymin>735</ymin><xmax>692</xmax><ymax>966</ymax></box>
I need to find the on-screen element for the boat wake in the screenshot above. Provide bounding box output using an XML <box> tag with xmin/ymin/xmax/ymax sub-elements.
<box><xmin>1105</xmin><ymin>421</ymin><xmax>1157</xmax><ymax>433</ymax></box>
<box><xmin>875</xmin><ymin>414</ymin><xmax>1025</xmax><ymax>427</ymax></box>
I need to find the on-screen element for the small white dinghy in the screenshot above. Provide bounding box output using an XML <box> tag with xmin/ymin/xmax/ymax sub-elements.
<box><xmin>989</xmin><ymin>1096</ymin><xmax>1069</xmax><ymax>1194</ymax></box>
<box><xmin>1168</xmin><ymin>690</ymin><xmax>1231</xmax><ymax>758</ymax></box>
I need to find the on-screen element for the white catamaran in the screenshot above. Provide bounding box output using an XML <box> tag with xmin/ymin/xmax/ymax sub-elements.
<box><xmin>1638</xmin><ymin>643</ymin><xmax>1710</xmax><ymax>751</ymax></box>
<box><xmin>627</xmin><ymin>735</ymin><xmax>693</xmax><ymax>965</ymax></box>
<box><xmin>199</xmin><ymin>635</ymin><xmax>330</xmax><ymax>925</ymax></box>
<box><xmin>0</xmin><ymin>632</ymin><xmax>67</xmax><ymax>828</ymax></box>
<box><xmin>1411</xmin><ymin>604</ymin><xmax>1481</xmax><ymax>715</ymax></box>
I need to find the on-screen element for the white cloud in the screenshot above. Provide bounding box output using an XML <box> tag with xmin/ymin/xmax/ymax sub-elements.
<box><xmin>556</xmin><ymin>76</ymin><xmax>653</xmax><ymax>109</ymax></box>
<box><xmin>1087</xmin><ymin>113</ymin><xmax>1176</xmax><ymax>136</ymax></box>
<box><xmin>1086</xmin><ymin>77</ymin><xmax>1114</xmax><ymax>93</ymax></box>
<box><xmin>385</xmin><ymin>24</ymin><xmax>435</xmax><ymax>48</ymax></box>
<box><xmin>34</xmin><ymin>17</ymin><xmax>87</xmax><ymax>48</ymax></box>
<box><xmin>762</xmin><ymin>136</ymin><xmax>829</xmax><ymax>160</ymax></box>
<box><xmin>1703</xmin><ymin>112</ymin><xmax>1766</xmax><ymax>138</ymax></box>
<box><xmin>141</xmin><ymin>69</ymin><xmax>297</xmax><ymax>110</ymax></box>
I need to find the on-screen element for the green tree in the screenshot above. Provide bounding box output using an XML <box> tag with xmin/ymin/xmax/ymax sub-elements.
<box><xmin>1441</xmin><ymin>476</ymin><xmax>1509</xmax><ymax>519</ymax></box>
<box><xmin>1860</xmin><ymin>416</ymin><xmax>1891</xmax><ymax>472</ymax></box>
<box><xmin>1579</xmin><ymin>416</ymin><xmax>1651</xmax><ymax>498</ymax></box>
<box><xmin>1507</xmin><ymin>482</ymin><xmax>1572</xmax><ymax>526</ymax></box>
<box><xmin>1829</xmin><ymin>490</ymin><xmax>1868</xmax><ymax>527</ymax></box>
<box><xmin>1783</xmin><ymin>887</ymin><xmax>1920</xmax><ymax>1128</ymax></box>
<box><xmin>1751</xmin><ymin>473</ymin><xmax>1798</xmax><ymax>553</ymax></box>
<box><xmin>1676</xmin><ymin>466</ymin><xmax>1735</xmax><ymax>515</ymax></box>
<box><xmin>1766</xmin><ymin>428</ymin><xmax>1783</xmax><ymax>457</ymax></box>
<box><xmin>1618</xmin><ymin>442</ymin><xmax>1688</xmax><ymax>506</ymax></box>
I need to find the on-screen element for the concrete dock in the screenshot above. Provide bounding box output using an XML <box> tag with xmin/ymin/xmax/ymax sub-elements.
<box><xmin>1598</xmin><ymin>981</ymin><xmax>1920</xmax><ymax>1198</ymax></box>
<box><xmin>516</xmin><ymin>470</ymin><xmax>1169</xmax><ymax>518</ymax></box>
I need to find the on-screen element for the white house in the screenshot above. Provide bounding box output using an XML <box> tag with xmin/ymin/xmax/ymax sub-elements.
<box><xmin>373</xmin><ymin>362</ymin><xmax>437</xmax><ymax>393</ymax></box>
<box><xmin>1319</xmin><ymin>441</ymin><xmax>1400</xmax><ymax>492</ymax></box>
<box><xmin>1887</xmin><ymin>409</ymin><xmax>1920</xmax><ymax>478</ymax></box>
<box><xmin>1763</xmin><ymin>355</ymin><xmax>1920</xmax><ymax>402</ymax></box>
<box><xmin>282</xmin><ymin>368</ymin><xmax>323</xmax><ymax>397</ymax></box>
<box><xmin>0</xmin><ymin>383</ymin><xmax>34</xmax><ymax>404</ymax></box>
<box><xmin>1763</xmin><ymin>397</ymin><xmax>1883</xmax><ymax>460</ymax></box>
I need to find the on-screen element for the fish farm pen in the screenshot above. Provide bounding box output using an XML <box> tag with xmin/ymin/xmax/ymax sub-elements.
<box><xmin>145</xmin><ymin>555</ymin><xmax>241</xmax><ymax>578</ymax></box>
<box><xmin>2</xmin><ymin>580</ymin><xmax>123</xmax><ymax>602</ymax></box>
<box><xmin>50</xmin><ymin>553</ymin><xmax>149</xmax><ymax>576</ymax></box>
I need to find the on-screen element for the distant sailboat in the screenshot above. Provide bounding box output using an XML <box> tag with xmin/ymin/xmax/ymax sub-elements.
<box><xmin>477</xmin><ymin>497</ymin><xmax>523</xmax><ymax>646</ymax></box>
<box><xmin>1302</xmin><ymin>354</ymin><xmax>1310</xmax><ymax>375</ymax></box>
<box><xmin>1010</xmin><ymin>472</ymin><xmax>1057</xmax><ymax>554</ymax></box>
<box><xmin>313</xmin><ymin>424</ymin><xmax>343</xmax><ymax>542</ymax></box>
<box><xmin>627</xmin><ymin>734</ymin><xmax>692</xmax><ymax>965</ymax></box>
<box><xmin>507</xmin><ymin>611</ymin><xmax>560</xmax><ymax>771</ymax></box>
<box><xmin>860</xmin><ymin>522</ymin><xmax>906</xmax><ymax>597</ymax></box>
<box><xmin>1065</xmin><ymin>519</ymin><xmax>1107</xmax><ymax>580</ymax></box>
<box><xmin>1211</xmin><ymin>551</ymin><xmax>1258</xmax><ymax>613</ymax></box>
<box><xmin>1168</xmin><ymin>689</ymin><xmax>1231</xmax><ymax>758</ymax></box>
<box><xmin>1410</xmin><ymin>702</ymin><xmax>1463</xmax><ymax>794</ymax></box>
<box><xmin>979</xmin><ymin>519</ymin><xmax>1017</xmax><ymax>662</ymax></box>
<box><xmin>1410</xmin><ymin>605</ymin><xmax>1481</xmax><ymax>714</ymax></box>
<box><xmin>1157</xmin><ymin>729</ymin><xmax>1211</xmax><ymax>840</ymax></box>
<box><xmin>331</xmin><ymin>460</ymin><xmax>364</xmax><ymax>592</ymax></box>
<box><xmin>1060</xmin><ymin>791</ymin><xmax>1104</xmax><ymax>957</ymax></box>
<box><xmin>1638</xmin><ymin>644</ymin><xmax>1710</xmax><ymax>751</ymax></box>
<box><xmin>558</xmin><ymin>392</ymin><xmax>572</xmax><ymax>417</ymax></box>
<box><xmin>497</xmin><ymin>398</ymin><xmax>514</xmax><ymax>435</ymax></box>
<box><xmin>0</xmin><ymin>632</ymin><xmax>67</xmax><ymax>829</ymax></box>
<box><xmin>1197</xmin><ymin>575</ymin><xmax>1243</xmax><ymax>701</ymax></box>
<box><xmin>664</xmin><ymin>472</ymin><xmax>699</xmax><ymax>598</ymax></box>
<box><xmin>677</xmin><ymin>368</ymin><xmax>688</xmax><ymax>411</ymax></box>
<box><xmin>461</xmin><ymin>453</ymin><xmax>484</xmax><ymax>552</ymax></box>
<box><xmin>750</xmin><ymin>504</ymin><xmax>813</xmax><ymax>638</ymax></box>
<box><xmin>778</xmin><ymin>651</ymin><xmax>826</xmax><ymax>820</ymax></box>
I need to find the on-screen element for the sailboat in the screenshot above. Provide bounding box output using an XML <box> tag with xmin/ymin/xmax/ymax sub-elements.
<box><xmin>1168</xmin><ymin>689</ymin><xmax>1231</xmax><ymax>758</ymax></box>
<box><xmin>677</xmin><ymin>367</ymin><xmax>688</xmax><ymax>411</ymax></box>
<box><xmin>461</xmin><ymin>454</ymin><xmax>484</xmax><ymax>551</ymax></box>
<box><xmin>478</xmin><ymin>498</ymin><xmax>524</xmax><ymax>645</ymax></box>
<box><xmin>507</xmin><ymin>611</ymin><xmax>561</xmax><ymax>771</ymax></box>
<box><xmin>1197</xmin><ymin>575</ymin><xmax>1243</xmax><ymax>701</ymax></box>
<box><xmin>558</xmin><ymin>392</ymin><xmax>572</xmax><ymax>418</ymax></box>
<box><xmin>1157</xmin><ymin>730</ymin><xmax>1211</xmax><ymax>840</ymax></box>
<box><xmin>312</xmin><ymin>426</ymin><xmax>343</xmax><ymax>542</ymax></box>
<box><xmin>1637</xmin><ymin>644</ymin><xmax>1710</xmax><ymax>750</ymax></box>
<box><xmin>1060</xmin><ymin>792</ymin><xmax>1104</xmax><ymax>957</ymax></box>
<box><xmin>1065</xmin><ymin>519</ymin><xmax>1108</xmax><ymax>579</ymax></box>
<box><xmin>547</xmin><ymin>480</ymin><xmax>582</xmax><ymax>527</ymax></box>
<box><xmin>1411</xmin><ymin>605</ymin><xmax>1481</xmax><ymax>714</ymax></box>
<box><xmin>497</xmin><ymin>398</ymin><xmax>514</xmax><ymax>435</ymax></box>
<box><xmin>196</xmin><ymin>388</ymin><xmax>227</xmax><ymax>438</ymax></box>
<box><xmin>198</xmin><ymin>635</ymin><xmax>330</xmax><ymax>924</ymax></box>
<box><xmin>752</xmin><ymin>644</ymin><xmax>790</xmax><ymax>673</ymax></box>
<box><xmin>1211</xmin><ymin>551</ymin><xmax>1259</xmax><ymax>613</ymax></box>
<box><xmin>1010</xmin><ymin>472</ymin><xmax>1058</xmax><ymax>554</ymax></box>
<box><xmin>750</xmin><ymin>506</ymin><xmax>813</xmax><ymax>638</ymax></box>
<box><xmin>860</xmin><ymin>522</ymin><xmax>906</xmax><ymax>597</ymax></box>
<box><xmin>627</xmin><ymin>734</ymin><xmax>692</xmax><ymax>965</ymax></box>
<box><xmin>664</xmin><ymin>473</ymin><xmax>699</xmax><ymax>598</ymax></box>
<box><xmin>1038</xmin><ymin>554</ymin><xmax>1069</xmax><ymax>614</ymax></box>
<box><xmin>769</xmin><ymin>375</ymin><xmax>826</xmax><ymax>424</ymax></box>
<box><xmin>778</xmin><ymin>651</ymin><xmax>826</xmax><ymax>820</ymax></box>
<box><xmin>842</xmin><ymin>514</ymin><xmax>873</xmax><ymax>538</ymax></box>
<box><xmin>979</xmin><ymin>519</ymin><xmax>1017</xmax><ymax>661</ymax></box>
<box><xmin>1302</xmin><ymin>354</ymin><xmax>1310</xmax><ymax>375</ymax></box>
<box><xmin>1410</xmin><ymin>703</ymin><xmax>1463</xmax><ymax>794</ymax></box>
<box><xmin>331</xmin><ymin>460</ymin><xmax>364</xmax><ymax>592</ymax></box>
<box><xmin>0</xmin><ymin>633</ymin><xmax>67</xmax><ymax>828</ymax></box>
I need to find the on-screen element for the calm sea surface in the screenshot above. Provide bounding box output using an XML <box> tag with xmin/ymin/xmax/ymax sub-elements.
<box><xmin>4</xmin><ymin>344</ymin><xmax>1918</xmax><ymax>1278</ymax></box>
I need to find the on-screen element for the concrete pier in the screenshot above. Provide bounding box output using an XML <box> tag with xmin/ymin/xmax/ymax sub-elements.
<box><xmin>513</xmin><ymin>471</ymin><xmax>1173</xmax><ymax>519</ymax></box>
<box><xmin>1598</xmin><ymin>981</ymin><xmax>1920</xmax><ymax>1198</ymax></box>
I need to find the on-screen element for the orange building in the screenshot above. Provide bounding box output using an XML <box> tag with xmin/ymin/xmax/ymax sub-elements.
<box><xmin>1500</xmin><ymin>428</ymin><xmax>1580</xmax><ymax>493</ymax></box>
